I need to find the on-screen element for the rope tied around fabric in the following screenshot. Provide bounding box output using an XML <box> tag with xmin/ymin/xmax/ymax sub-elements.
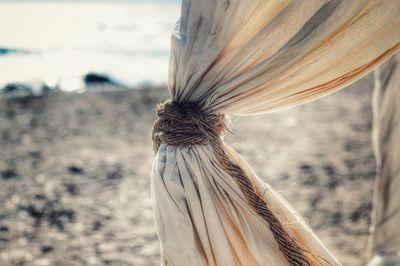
<box><xmin>152</xmin><ymin>99</ymin><xmax>228</xmax><ymax>152</ymax></box>
<box><xmin>152</xmin><ymin>99</ymin><xmax>321</xmax><ymax>266</ymax></box>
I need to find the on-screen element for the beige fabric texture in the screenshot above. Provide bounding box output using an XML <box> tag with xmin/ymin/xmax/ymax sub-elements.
<box><xmin>151</xmin><ymin>0</ymin><xmax>400</xmax><ymax>265</ymax></box>
<box><xmin>369</xmin><ymin>53</ymin><xmax>400</xmax><ymax>258</ymax></box>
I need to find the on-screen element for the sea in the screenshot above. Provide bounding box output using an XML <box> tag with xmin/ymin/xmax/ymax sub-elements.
<box><xmin>0</xmin><ymin>0</ymin><xmax>181</xmax><ymax>92</ymax></box>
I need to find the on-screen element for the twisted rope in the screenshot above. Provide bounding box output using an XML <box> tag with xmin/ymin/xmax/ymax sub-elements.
<box><xmin>152</xmin><ymin>99</ymin><xmax>320</xmax><ymax>266</ymax></box>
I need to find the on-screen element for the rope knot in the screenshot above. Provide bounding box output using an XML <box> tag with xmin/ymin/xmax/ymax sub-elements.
<box><xmin>152</xmin><ymin>99</ymin><xmax>227</xmax><ymax>152</ymax></box>
<box><xmin>151</xmin><ymin>99</ymin><xmax>316</xmax><ymax>265</ymax></box>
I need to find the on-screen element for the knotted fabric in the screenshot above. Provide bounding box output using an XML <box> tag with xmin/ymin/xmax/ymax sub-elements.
<box><xmin>152</xmin><ymin>100</ymin><xmax>227</xmax><ymax>152</ymax></box>
<box><xmin>152</xmin><ymin>100</ymin><xmax>320</xmax><ymax>265</ymax></box>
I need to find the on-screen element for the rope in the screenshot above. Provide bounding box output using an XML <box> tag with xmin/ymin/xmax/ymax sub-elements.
<box><xmin>152</xmin><ymin>99</ymin><xmax>319</xmax><ymax>266</ymax></box>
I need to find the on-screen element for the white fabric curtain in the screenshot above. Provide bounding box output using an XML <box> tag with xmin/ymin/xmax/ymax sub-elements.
<box><xmin>151</xmin><ymin>0</ymin><xmax>400</xmax><ymax>265</ymax></box>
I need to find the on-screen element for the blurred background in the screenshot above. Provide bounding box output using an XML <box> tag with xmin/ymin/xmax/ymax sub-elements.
<box><xmin>1</xmin><ymin>1</ymin><xmax>376</xmax><ymax>265</ymax></box>
<box><xmin>0</xmin><ymin>0</ymin><xmax>180</xmax><ymax>92</ymax></box>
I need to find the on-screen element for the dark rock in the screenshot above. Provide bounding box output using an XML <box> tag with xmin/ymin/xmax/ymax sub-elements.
<box><xmin>49</xmin><ymin>208</ymin><xmax>75</xmax><ymax>230</ymax></box>
<box><xmin>0</xmin><ymin>47</ymin><xmax>14</xmax><ymax>55</ymax></box>
<box><xmin>34</xmin><ymin>194</ymin><xmax>47</xmax><ymax>200</ymax></box>
<box><xmin>1</xmin><ymin>82</ymin><xmax>51</xmax><ymax>96</ymax></box>
<box><xmin>20</xmin><ymin>200</ymin><xmax>76</xmax><ymax>230</ymax></box>
<box><xmin>0</xmin><ymin>47</ymin><xmax>30</xmax><ymax>55</ymax></box>
<box><xmin>0</xmin><ymin>226</ymin><xmax>9</xmax><ymax>232</ymax></box>
<box><xmin>1</xmin><ymin>169</ymin><xmax>19</xmax><ymax>180</ymax></box>
<box><xmin>41</xmin><ymin>245</ymin><xmax>54</xmax><ymax>253</ymax></box>
<box><xmin>299</xmin><ymin>163</ymin><xmax>318</xmax><ymax>185</ymax></box>
<box><xmin>2</xmin><ymin>83</ymin><xmax>32</xmax><ymax>94</ymax></box>
<box><xmin>68</xmin><ymin>165</ymin><xmax>85</xmax><ymax>175</ymax></box>
<box><xmin>327</xmin><ymin>178</ymin><xmax>340</xmax><ymax>190</ymax></box>
<box><xmin>24</xmin><ymin>204</ymin><xmax>44</xmax><ymax>220</ymax></box>
<box><xmin>349</xmin><ymin>202</ymin><xmax>372</xmax><ymax>223</ymax></box>
<box><xmin>84</xmin><ymin>72</ymin><xmax>114</xmax><ymax>85</ymax></box>
<box><xmin>41</xmin><ymin>84</ymin><xmax>51</xmax><ymax>94</ymax></box>
<box><xmin>299</xmin><ymin>163</ymin><xmax>313</xmax><ymax>173</ymax></box>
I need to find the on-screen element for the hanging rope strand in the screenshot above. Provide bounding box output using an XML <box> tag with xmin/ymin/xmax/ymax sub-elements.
<box><xmin>152</xmin><ymin>99</ymin><xmax>321</xmax><ymax>266</ymax></box>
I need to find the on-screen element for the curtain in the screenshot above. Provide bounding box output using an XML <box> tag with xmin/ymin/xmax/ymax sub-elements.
<box><xmin>151</xmin><ymin>0</ymin><xmax>400</xmax><ymax>265</ymax></box>
<box><xmin>368</xmin><ymin>52</ymin><xmax>400</xmax><ymax>262</ymax></box>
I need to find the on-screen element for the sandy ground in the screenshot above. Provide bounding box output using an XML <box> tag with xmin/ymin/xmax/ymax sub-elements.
<box><xmin>0</xmin><ymin>75</ymin><xmax>375</xmax><ymax>266</ymax></box>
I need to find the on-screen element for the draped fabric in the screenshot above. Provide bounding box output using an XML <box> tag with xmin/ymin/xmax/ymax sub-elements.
<box><xmin>151</xmin><ymin>0</ymin><xmax>400</xmax><ymax>265</ymax></box>
<box><xmin>369</xmin><ymin>52</ymin><xmax>400</xmax><ymax>260</ymax></box>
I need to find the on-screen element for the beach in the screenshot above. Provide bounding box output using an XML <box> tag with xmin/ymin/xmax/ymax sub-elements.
<box><xmin>0</xmin><ymin>74</ymin><xmax>375</xmax><ymax>265</ymax></box>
